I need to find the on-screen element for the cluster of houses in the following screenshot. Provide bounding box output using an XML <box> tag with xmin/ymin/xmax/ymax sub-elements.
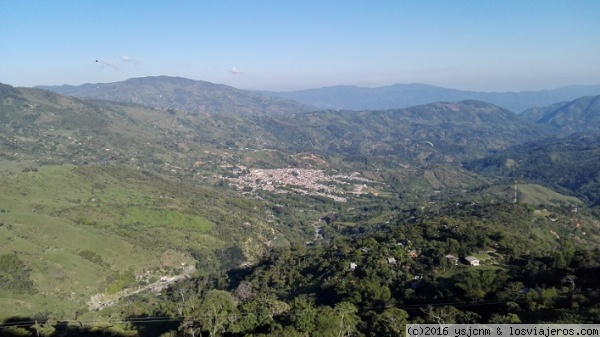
<box><xmin>349</xmin><ymin>253</ymin><xmax>480</xmax><ymax>272</ymax></box>
<box><xmin>225</xmin><ymin>167</ymin><xmax>378</xmax><ymax>202</ymax></box>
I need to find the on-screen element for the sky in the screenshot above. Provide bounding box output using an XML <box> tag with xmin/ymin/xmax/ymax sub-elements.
<box><xmin>1</xmin><ymin>1</ymin><xmax>600</xmax><ymax>92</ymax></box>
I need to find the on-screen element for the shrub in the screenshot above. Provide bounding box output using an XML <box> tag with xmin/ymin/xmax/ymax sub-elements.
<box><xmin>0</xmin><ymin>254</ymin><xmax>37</xmax><ymax>294</ymax></box>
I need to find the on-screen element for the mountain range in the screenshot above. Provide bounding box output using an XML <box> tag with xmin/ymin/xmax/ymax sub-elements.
<box><xmin>16</xmin><ymin>79</ymin><xmax>600</xmax><ymax>171</ymax></box>
<box><xmin>260</xmin><ymin>83</ymin><xmax>600</xmax><ymax>112</ymax></box>
<box><xmin>37</xmin><ymin>76</ymin><xmax>315</xmax><ymax>115</ymax></box>
<box><xmin>38</xmin><ymin>76</ymin><xmax>600</xmax><ymax>114</ymax></box>
<box><xmin>461</xmin><ymin>94</ymin><xmax>600</xmax><ymax>205</ymax></box>
<box><xmin>2</xmin><ymin>82</ymin><xmax>549</xmax><ymax>170</ymax></box>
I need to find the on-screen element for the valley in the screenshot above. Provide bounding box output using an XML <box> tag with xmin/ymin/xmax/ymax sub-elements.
<box><xmin>1</xmin><ymin>78</ymin><xmax>600</xmax><ymax>336</ymax></box>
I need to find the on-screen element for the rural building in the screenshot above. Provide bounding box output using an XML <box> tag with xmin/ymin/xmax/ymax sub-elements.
<box><xmin>465</xmin><ymin>256</ymin><xmax>480</xmax><ymax>266</ymax></box>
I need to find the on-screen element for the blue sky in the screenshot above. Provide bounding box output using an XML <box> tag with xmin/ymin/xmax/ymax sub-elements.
<box><xmin>2</xmin><ymin>1</ymin><xmax>599</xmax><ymax>91</ymax></box>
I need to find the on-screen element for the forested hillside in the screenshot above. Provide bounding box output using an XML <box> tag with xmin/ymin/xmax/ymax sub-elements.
<box><xmin>184</xmin><ymin>100</ymin><xmax>552</xmax><ymax>166</ymax></box>
<box><xmin>6</xmin><ymin>202</ymin><xmax>598</xmax><ymax>336</ymax></box>
<box><xmin>2</xmin><ymin>84</ymin><xmax>549</xmax><ymax>170</ymax></box>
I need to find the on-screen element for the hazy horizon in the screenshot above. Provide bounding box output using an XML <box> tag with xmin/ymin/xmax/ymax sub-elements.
<box><xmin>2</xmin><ymin>1</ymin><xmax>600</xmax><ymax>92</ymax></box>
<box><xmin>31</xmin><ymin>75</ymin><xmax>600</xmax><ymax>95</ymax></box>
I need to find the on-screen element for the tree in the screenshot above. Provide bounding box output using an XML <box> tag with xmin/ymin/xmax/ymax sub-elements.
<box><xmin>235</xmin><ymin>294</ymin><xmax>289</xmax><ymax>333</ymax></box>
<box><xmin>290</xmin><ymin>296</ymin><xmax>317</xmax><ymax>334</ymax></box>
<box><xmin>420</xmin><ymin>304</ymin><xmax>479</xmax><ymax>325</ymax></box>
<box><xmin>455</xmin><ymin>269</ymin><xmax>506</xmax><ymax>301</ymax></box>
<box><xmin>182</xmin><ymin>290</ymin><xmax>239</xmax><ymax>337</ymax></box>
<box><xmin>370</xmin><ymin>308</ymin><xmax>408</xmax><ymax>337</ymax></box>
<box><xmin>314</xmin><ymin>302</ymin><xmax>361</xmax><ymax>337</ymax></box>
<box><xmin>561</xmin><ymin>275</ymin><xmax>577</xmax><ymax>293</ymax></box>
<box><xmin>526</xmin><ymin>287</ymin><xmax>558</xmax><ymax>311</ymax></box>
<box><xmin>488</xmin><ymin>313</ymin><xmax>521</xmax><ymax>323</ymax></box>
<box><xmin>497</xmin><ymin>281</ymin><xmax>525</xmax><ymax>302</ymax></box>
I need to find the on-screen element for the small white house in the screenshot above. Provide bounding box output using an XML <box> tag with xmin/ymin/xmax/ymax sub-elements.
<box><xmin>349</xmin><ymin>262</ymin><xmax>357</xmax><ymax>271</ymax></box>
<box><xmin>465</xmin><ymin>256</ymin><xmax>480</xmax><ymax>266</ymax></box>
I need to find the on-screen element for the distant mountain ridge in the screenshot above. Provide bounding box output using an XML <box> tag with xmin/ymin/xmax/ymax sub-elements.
<box><xmin>37</xmin><ymin>76</ymin><xmax>316</xmax><ymax>115</ymax></box>
<box><xmin>521</xmin><ymin>94</ymin><xmax>600</xmax><ymax>133</ymax></box>
<box><xmin>259</xmin><ymin>83</ymin><xmax>600</xmax><ymax>112</ymax></box>
<box><xmin>38</xmin><ymin>77</ymin><xmax>600</xmax><ymax>114</ymax></box>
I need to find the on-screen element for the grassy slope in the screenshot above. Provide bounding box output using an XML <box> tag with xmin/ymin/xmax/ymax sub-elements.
<box><xmin>481</xmin><ymin>183</ymin><xmax>583</xmax><ymax>207</ymax></box>
<box><xmin>518</xmin><ymin>184</ymin><xmax>583</xmax><ymax>206</ymax></box>
<box><xmin>0</xmin><ymin>161</ymin><xmax>352</xmax><ymax>319</ymax></box>
<box><xmin>0</xmin><ymin>165</ymin><xmax>233</xmax><ymax>318</ymax></box>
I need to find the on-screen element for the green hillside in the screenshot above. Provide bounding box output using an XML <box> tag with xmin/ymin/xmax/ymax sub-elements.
<box><xmin>0</xmin><ymin>164</ymin><xmax>286</xmax><ymax>317</ymax></box>
<box><xmin>521</xmin><ymin>94</ymin><xmax>600</xmax><ymax>133</ymax></box>
<box><xmin>188</xmin><ymin>100</ymin><xmax>552</xmax><ymax>167</ymax></box>
<box><xmin>478</xmin><ymin>183</ymin><xmax>582</xmax><ymax>207</ymax></box>
<box><xmin>465</xmin><ymin>133</ymin><xmax>600</xmax><ymax>206</ymax></box>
